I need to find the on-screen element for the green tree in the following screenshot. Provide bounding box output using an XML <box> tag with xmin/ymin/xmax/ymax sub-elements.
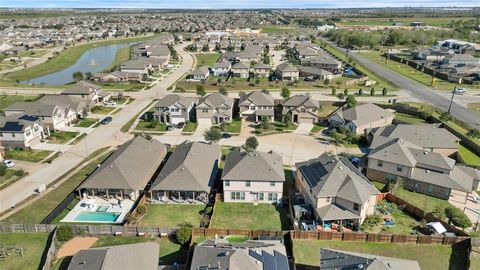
<box><xmin>284</xmin><ymin>113</ymin><xmax>292</xmax><ymax>124</ymax></box>
<box><xmin>281</xmin><ymin>86</ymin><xmax>290</xmax><ymax>98</ymax></box>
<box><xmin>331</xmin><ymin>87</ymin><xmax>336</xmax><ymax>96</ymax></box>
<box><xmin>358</xmin><ymin>88</ymin><xmax>363</xmax><ymax>96</ymax></box>
<box><xmin>439</xmin><ymin>112</ymin><xmax>452</xmax><ymax>122</ymax></box>
<box><xmin>219</xmin><ymin>86</ymin><xmax>227</xmax><ymax>95</ymax></box>
<box><xmin>261</xmin><ymin>116</ymin><xmax>271</xmax><ymax>130</ymax></box>
<box><xmin>0</xmin><ymin>164</ymin><xmax>6</xmax><ymax>176</ymax></box>
<box><xmin>324</xmin><ymin>78</ymin><xmax>331</xmax><ymax>85</ymax></box>
<box><xmin>346</xmin><ymin>95</ymin><xmax>357</xmax><ymax>108</ymax></box>
<box><xmin>382</xmin><ymin>87</ymin><xmax>388</xmax><ymax>96</ymax></box>
<box><xmin>84</xmin><ymin>71</ymin><xmax>93</xmax><ymax>79</ymax></box>
<box><xmin>196</xmin><ymin>84</ymin><xmax>206</xmax><ymax>96</ymax></box>
<box><xmin>445</xmin><ymin>206</ymin><xmax>472</xmax><ymax>229</ymax></box>
<box><xmin>467</xmin><ymin>129</ymin><xmax>480</xmax><ymax>139</ymax></box>
<box><xmin>175</xmin><ymin>222</ymin><xmax>193</xmax><ymax>245</ymax></box>
<box><xmin>370</xmin><ymin>87</ymin><xmax>375</xmax><ymax>96</ymax></box>
<box><xmin>204</xmin><ymin>127</ymin><xmax>222</xmax><ymax>143</ymax></box>
<box><xmin>255</xmin><ymin>78</ymin><xmax>261</xmax><ymax>85</ymax></box>
<box><xmin>344</xmin><ymin>88</ymin><xmax>348</xmax><ymax>95</ymax></box>
<box><xmin>57</xmin><ymin>226</ymin><xmax>74</xmax><ymax>242</ymax></box>
<box><xmin>72</xmin><ymin>71</ymin><xmax>84</xmax><ymax>81</ymax></box>
<box><xmin>243</xmin><ymin>136</ymin><xmax>259</xmax><ymax>152</ymax></box>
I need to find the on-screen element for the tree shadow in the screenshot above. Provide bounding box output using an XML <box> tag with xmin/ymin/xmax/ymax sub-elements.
<box><xmin>449</xmin><ymin>239</ymin><xmax>470</xmax><ymax>270</ymax></box>
<box><xmin>56</xmin><ymin>256</ymin><xmax>72</xmax><ymax>270</ymax></box>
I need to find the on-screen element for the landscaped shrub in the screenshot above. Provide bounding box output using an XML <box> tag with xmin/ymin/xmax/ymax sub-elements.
<box><xmin>136</xmin><ymin>204</ymin><xmax>147</xmax><ymax>215</ymax></box>
<box><xmin>176</xmin><ymin>222</ymin><xmax>193</xmax><ymax>245</ymax></box>
<box><xmin>360</xmin><ymin>214</ymin><xmax>382</xmax><ymax>231</ymax></box>
<box><xmin>0</xmin><ymin>164</ymin><xmax>6</xmax><ymax>176</ymax></box>
<box><xmin>445</xmin><ymin>206</ymin><xmax>472</xmax><ymax>229</ymax></box>
<box><xmin>14</xmin><ymin>169</ymin><xmax>26</xmax><ymax>177</ymax></box>
<box><xmin>56</xmin><ymin>226</ymin><xmax>74</xmax><ymax>242</ymax></box>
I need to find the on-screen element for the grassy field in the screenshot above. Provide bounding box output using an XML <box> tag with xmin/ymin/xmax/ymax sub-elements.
<box><xmin>458</xmin><ymin>143</ymin><xmax>480</xmax><ymax>167</ymax></box>
<box><xmin>103</xmin><ymin>46</ymin><xmax>130</xmax><ymax>72</ymax></box>
<box><xmin>0</xmin><ymin>94</ymin><xmax>39</xmax><ymax>111</ymax></box>
<box><xmin>139</xmin><ymin>204</ymin><xmax>205</xmax><ymax>227</ymax></box>
<box><xmin>0</xmin><ymin>169</ymin><xmax>26</xmax><ymax>190</ymax></box>
<box><xmin>2</xmin><ymin>150</ymin><xmax>111</xmax><ymax>224</ymax></box>
<box><xmin>394</xmin><ymin>112</ymin><xmax>429</xmax><ymax>124</ymax></box>
<box><xmin>91</xmin><ymin>105</ymin><xmax>116</xmax><ymax>114</ymax></box>
<box><xmin>0</xmin><ymin>233</ymin><xmax>50</xmax><ymax>270</ymax></box>
<box><xmin>47</xmin><ymin>131</ymin><xmax>79</xmax><ymax>144</ymax></box>
<box><xmin>75</xmin><ymin>118</ymin><xmax>98</xmax><ymax>128</ymax></box>
<box><xmin>5</xmin><ymin>149</ymin><xmax>52</xmax><ymax>163</ymax></box>
<box><xmin>260</xmin><ymin>25</ymin><xmax>295</xmax><ymax>33</ymax></box>
<box><xmin>194</xmin><ymin>53</ymin><xmax>221</xmax><ymax>67</ymax></box>
<box><xmin>209</xmin><ymin>202</ymin><xmax>289</xmax><ymax>231</ymax></box>
<box><xmin>293</xmin><ymin>240</ymin><xmax>457</xmax><ymax>270</ymax></box>
<box><xmin>339</xmin><ymin>16</ymin><xmax>475</xmax><ymax>27</ymax></box>
<box><xmin>182</xmin><ymin>121</ymin><xmax>198</xmax><ymax>133</ymax></box>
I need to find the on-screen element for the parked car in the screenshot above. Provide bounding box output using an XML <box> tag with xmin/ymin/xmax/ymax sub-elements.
<box><xmin>167</xmin><ymin>124</ymin><xmax>176</xmax><ymax>131</ymax></box>
<box><xmin>2</xmin><ymin>160</ymin><xmax>15</xmax><ymax>168</ymax></box>
<box><xmin>454</xmin><ymin>88</ymin><xmax>467</xmax><ymax>95</ymax></box>
<box><xmin>176</xmin><ymin>122</ymin><xmax>185</xmax><ymax>129</ymax></box>
<box><xmin>100</xmin><ymin>116</ymin><xmax>113</xmax><ymax>125</ymax></box>
<box><xmin>103</xmin><ymin>100</ymin><xmax>117</xmax><ymax>106</ymax></box>
<box><xmin>222</xmin><ymin>132</ymin><xmax>231</xmax><ymax>139</ymax></box>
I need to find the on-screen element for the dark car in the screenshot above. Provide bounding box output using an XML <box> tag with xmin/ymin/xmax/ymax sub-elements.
<box><xmin>100</xmin><ymin>116</ymin><xmax>112</xmax><ymax>125</ymax></box>
<box><xmin>167</xmin><ymin>124</ymin><xmax>176</xmax><ymax>131</ymax></box>
<box><xmin>222</xmin><ymin>133</ymin><xmax>231</xmax><ymax>139</ymax></box>
<box><xmin>176</xmin><ymin>122</ymin><xmax>185</xmax><ymax>129</ymax></box>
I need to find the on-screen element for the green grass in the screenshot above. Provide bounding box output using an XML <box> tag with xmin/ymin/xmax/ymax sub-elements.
<box><xmin>182</xmin><ymin>121</ymin><xmax>198</xmax><ymax>133</ymax></box>
<box><xmin>209</xmin><ymin>202</ymin><xmax>289</xmax><ymax>231</ymax></box>
<box><xmin>339</xmin><ymin>16</ymin><xmax>475</xmax><ymax>27</ymax></box>
<box><xmin>91</xmin><ymin>105</ymin><xmax>116</xmax><ymax>115</ymax></box>
<box><xmin>135</xmin><ymin>120</ymin><xmax>167</xmax><ymax>131</ymax></box>
<box><xmin>0</xmin><ymin>94</ymin><xmax>39</xmax><ymax>111</ymax></box>
<box><xmin>293</xmin><ymin>240</ymin><xmax>457</xmax><ymax>270</ymax></box>
<box><xmin>458</xmin><ymin>143</ymin><xmax>480</xmax><ymax>167</ymax></box>
<box><xmin>103</xmin><ymin>46</ymin><xmax>130</xmax><ymax>72</ymax></box>
<box><xmin>140</xmin><ymin>204</ymin><xmax>205</xmax><ymax>227</ymax></box>
<box><xmin>47</xmin><ymin>131</ymin><xmax>79</xmax><ymax>144</ymax></box>
<box><xmin>194</xmin><ymin>53</ymin><xmax>221</xmax><ymax>67</ymax></box>
<box><xmin>221</xmin><ymin>119</ymin><xmax>242</xmax><ymax>133</ymax></box>
<box><xmin>310</xmin><ymin>123</ymin><xmax>327</xmax><ymax>133</ymax></box>
<box><xmin>259</xmin><ymin>25</ymin><xmax>295</xmax><ymax>33</ymax></box>
<box><xmin>121</xmin><ymin>100</ymin><xmax>157</xmax><ymax>133</ymax></box>
<box><xmin>394</xmin><ymin>112</ymin><xmax>428</xmax><ymax>124</ymax></box>
<box><xmin>75</xmin><ymin>118</ymin><xmax>98</xmax><ymax>128</ymax></box>
<box><xmin>317</xmin><ymin>104</ymin><xmax>340</xmax><ymax>119</ymax></box>
<box><xmin>0</xmin><ymin>169</ymin><xmax>26</xmax><ymax>190</ymax></box>
<box><xmin>0</xmin><ymin>233</ymin><xmax>50</xmax><ymax>270</ymax></box>
<box><xmin>2</xmin><ymin>151</ymin><xmax>111</xmax><ymax>224</ymax></box>
<box><xmin>50</xmin><ymin>197</ymin><xmax>79</xmax><ymax>224</ymax></box>
<box><xmin>5</xmin><ymin>149</ymin><xmax>52</xmax><ymax>163</ymax></box>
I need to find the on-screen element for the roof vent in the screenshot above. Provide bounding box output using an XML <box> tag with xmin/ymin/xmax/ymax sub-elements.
<box><xmin>181</xmin><ymin>168</ymin><xmax>185</xmax><ymax>171</ymax></box>
<box><xmin>339</xmin><ymin>166</ymin><xmax>343</xmax><ymax>170</ymax></box>
<box><xmin>423</xmin><ymin>151</ymin><xmax>428</xmax><ymax>155</ymax></box>
<box><xmin>426</xmin><ymin>169</ymin><xmax>430</xmax><ymax>173</ymax></box>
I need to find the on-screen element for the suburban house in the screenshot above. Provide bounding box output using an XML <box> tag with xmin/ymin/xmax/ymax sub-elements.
<box><xmin>298</xmin><ymin>66</ymin><xmax>335</xmax><ymax>80</ymax></box>
<box><xmin>36</xmin><ymin>94</ymin><xmax>88</xmax><ymax>122</ymax></box>
<box><xmin>119</xmin><ymin>59</ymin><xmax>154</xmax><ymax>74</ymax></box>
<box><xmin>366</xmin><ymin>124</ymin><xmax>460</xmax><ymax>156</ymax></box>
<box><xmin>196</xmin><ymin>93</ymin><xmax>234</xmax><ymax>124</ymax></box>
<box><xmin>239</xmin><ymin>91</ymin><xmax>275</xmax><ymax>122</ymax></box>
<box><xmin>252</xmin><ymin>63</ymin><xmax>271</xmax><ymax>78</ymax></box>
<box><xmin>231</xmin><ymin>62</ymin><xmax>250</xmax><ymax>78</ymax></box>
<box><xmin>67</xmin><ymin>242</ymin><xmax>160</xmax><ymax>270</ymax></box>
<box><xmin>153</xmin><ymin>94</ymin><xmax>197</xmax><ymax>125</ymax></box>
<box><xmin>222</xmin><ymin>149</ymin><xmax>284</xmax><ymax>203</ymax></box>
<box><xmin>62</xmin><ymin>81</ymin><xmax>102</xmax><ymax>106</ymax></box>
<box><xmin>212</xmin><ymin>61</ymin><xmax>232</xmax><ymax>76</ymax></box>
<box><xmin>150</xmin><ymin>141</ymin><xmax>220</xmax><ymax>204</ymax></box>
<box><xmin>92</xmin><ymin>71</ymin><xmax>142</xmax><ymax>83</ymax></box>
<box><xmin>189</xmin><ymin>66</ymin><xmax>210</xmax><ymax>81</ymax></box>
<box><xmin>4</xmin><ymin>102</ymin><xmax>68</xmax><ymax>131</ymax></box>
<box><xmin>365</xmin><ymin>138</ymin><xmax>474</xmax><ymax>200</ymax></box>
<box><xmin>295</xmin><ymin>153</ymin><xmax>380</xmax><ymax>229</ymax></box>
<box><xmin>305</xmin><ymin>55</ymin><xmax>342</xmax><ymax>73</ymax></box>
<box><xmin>281</xmin><ymin>94</ymin><xmax>319</xmax><ymax>124</ymax></box>
<box><xmin>190</xmin><ymin>239</ymin><xmax>289</xmax><ymax>270</ymax></box>
<box><xmin>275</xmin><ymin>63</ymin><xmax>299</xmax><ymax>81</ymax></box>
<box><xmin>328</xmin><ymin>103</ymin><xmax>394</xmax><ymax>134</ymax></box>
<box><xmin>319</xmin><ymin>249</ymin><xmax>421</xmax><ymax>270</ymax></box>
<box><xmin>0</xmin><ymin>114</ymin><xmax>46</xmax><ymax>148</ymax></box>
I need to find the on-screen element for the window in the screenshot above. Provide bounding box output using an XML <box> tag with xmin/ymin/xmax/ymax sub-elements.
<box><xmin>26</xmin><ymin>131</ymin><xmax>31</xmax><ymax>137</ymax></box>
<box><xmin>353</xmin><ymin>203</ymin><xmax>359</xmax><ymax>211</ymax></box>
<box><xmin>427</xmin><ymin>184</ymin><xmax>433</xmax><ymax>193</ymax></box>
<box><xmin>270</xmin><ymin>181</ymin><xmax>275</xmax><ymax>187</ymax></box>
<box><xmin>377</xmin><ymin>161</ymin><xmax>383</xmax><ymax>167</ymax></box>
<box><xmin>245</xmin><ymin>181</ymin><xmax>251</xmax><ymax>187</ymax></box>
<box><xmin>12</xmin><ymin>133</ymin><xmax>15</xmax><ymax>137</ymax></box>
<box><xmin>325</xmin><ymin>197</ymin><xmax>330</xmax><ymax>202</ymax></box>
<box><xmin>259</xmin><ymin>193</ymin><xmax>264</xmax><ymax>201</ymax></box>
<box><xmin>301</xmin><ymin>108</ymin><xmax>306</xmax><ymax>113</ymax></box>
<box><xmin>202</xmin><ymin>109</ymin><xmax>209</xmax><ymax>113</ymax></box>
<box><xmin>268</xmin><ymin>193</ymin><xmax>278</xmax><ymax>201</ymax></box>
<box><xmin>231</xmin><ymin>192</ymin><xmax>245</xmax><ymax>201</ymax></box>
<box><xmin>225</xmin><ymin>180</ymin><xmax>230</xmax><ymax>187</ymax></box>
<box><xmin>396</xmin><ymin>165</ymin><xmax>403</xmax><ymax>172</ymax></box>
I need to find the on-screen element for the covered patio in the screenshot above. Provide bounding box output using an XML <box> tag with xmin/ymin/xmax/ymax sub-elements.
<box><xmin>149</xmin><ymin>190</ymin><xmax>209</xmax><ymax>204</ymax></box>
<box><xmin>315</xmin><ymin>204</ymin><xmax>360</xmax><ymax>231</ymax></box>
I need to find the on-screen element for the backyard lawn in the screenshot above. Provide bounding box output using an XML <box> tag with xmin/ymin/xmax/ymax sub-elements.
<box><xmin>91</xmin><ymin>105</ymin><xmax>116</xmax><ymax>115</ymax></box>
<box><xmin>5</xmin><ymin>149</ymin><xmax>52</xmax><ymax>163</ymax></box>
<box><xmin>194</xmin><ymin>52</ymin><xmax>221</xmax><ymax>67</ymax></box>
<box><xmin>458</xmin><ymin>143</ymin><xmax>480</xmax><ymax>167</ymax></box>
<box><xmin>135</xmin><ymin>119</ymin><xmax>167</xmax><ymax>132</ymax></box>
<box><xmin>0</xmin><ymin>94</ymin><xmax>39</xmax><ymax>111</ymax></box>
<box><xmin>75</xmin><ymin>118</ymin><xmax>98</xmax><ymax>128</ymax></box>
<box><xmin>0</xmin><ymin>232</ymin><xmax>50</xmax><ymax>270</ymax></box>
<box><xmin>182</xmin><ymin>121</ymin><xmax>198</xmax><ymax>133</ymax></box>
<box><xmin>293</xmin><ymin>240</ymin><xmax>457</xmax><ymax>270</ymax></box>
<box><xmin>310</xmin><ymin>123</ymin><xmax>327</xmax><ymax>134</ymax></box>
<box><xmin>47</xmin><ymin>131</ymin><xmax>79</xmax><ymax>144</ymax></box>
<box><xmin>209</xmin><ymin>202</ymin><xmax>289</xmax><ymax>231</ymax></box>
<box><xmin>139</xmin><ymin>204</ymin><xmax>205</xmax><ymax>227</ymax></box>
<box><xmin>317</xmin><ymin>105</ymin><xmax>339</xmax><ymax>119</ymax></box>
<box><xmin>394</xmin><ymin>112</ymin><xmax>428</xmax><ymax>124</ymax></box>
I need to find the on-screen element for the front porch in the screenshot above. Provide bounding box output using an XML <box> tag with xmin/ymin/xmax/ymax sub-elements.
<box><xmin>149</xmin><ymin>190</ymin><xmax>209</xmax><ymax>205</ymax></box>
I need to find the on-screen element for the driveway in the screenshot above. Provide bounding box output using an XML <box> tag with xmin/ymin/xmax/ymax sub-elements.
<box><xmin>240</xmin><ymin>119</ymin><xmax>255</xmax><ymax>137</ymax></box>
<box><xmin>293</xmin><ymin>123</ymin><xmax>313</xmax><ymax>135</ymax></box>
<box><xmin>194</xmin><ymin>118</ymin><xmax>212</xmax><ymax>136</ymax></box>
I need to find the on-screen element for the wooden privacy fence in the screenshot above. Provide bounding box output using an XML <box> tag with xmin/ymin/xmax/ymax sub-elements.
<box><xmin>0</xmin><ymin>224</ymin><xmax>175</xmax><ymax>236</ymax></box>
<box><xmin>40</xmin><ymin>228</ymin><xmax>57</xmax><ymax>270</ymax></box>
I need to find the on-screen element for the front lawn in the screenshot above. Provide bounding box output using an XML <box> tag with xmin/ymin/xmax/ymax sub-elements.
<box><xmin>139</xmin><ymin>204</ymin><xmax>205</xmax><ymax>227</ymax></box>
<box><xmin>0</xmin><ymin>232</ymin><xmax>50</xmax><ymax>270</ymax></box>
<box><xmin>135</xmin><ymin>119</ymin><xmax>167</xmax><ymax>132</ymax></box>
<box><xmin>182</xmin><ymin>122</ymin><xmax>198</xmax><ymax>133</ymax></box>
<box><xmin>310</xmin><ymin>123</ymin><xmax>327</xmax><ymax>134</ymax></box>
<box><xmin>75</xmin><ymin>118</ymin><xmax>98</xmax><ymax>128</ymax></box>
<box><xmin>194</xmin><ymin>53</ymin><xmax>221</xmax><ymax>67</ymax></box>
<box><xmin>209</xmin><ymin>202</ymin><xmax>289</xmax><ymax>231</ymax></box>
<box><xmin>458</xmin><ymin>143</ymin><xmax>480</xmax><ymax>167</ymax></box>
<box><xmin>91</xmin><ymin>105</ymin><xmax>116</xmax><ymax>115</ymax></box>
<box><xmin>0</xmin><ymin>169</ymin><xmax>27</xmax><ymax>190</ymax></box>
<box><xmin>255</xmin><ymin>121</ymin><xmax>297</xmax><ymax>135</ymax></box>
<box><xmin>293</xmin><ymin>240</ymin><xmax>456</xmax><ymax>270</ymax></box>
<box><xmin>47</xmin><ymin>131</ymin><xmax>79</xmax><ymax>144</ymax></box>
<box><xmin>221</xmin><ymin>119</ymin><xmax>242</xmax><ymax>133</ymax></box>
<box><xmin>5</xmin><ymin>149</ymin><xmax>52</xmax><ymax>163</ymax></box>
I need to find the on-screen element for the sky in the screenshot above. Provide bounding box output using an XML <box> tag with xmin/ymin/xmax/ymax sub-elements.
<box><xmin>1</xmin><ymin>0</ymin><xmax>480</xmax><ymax>9</ymax></box>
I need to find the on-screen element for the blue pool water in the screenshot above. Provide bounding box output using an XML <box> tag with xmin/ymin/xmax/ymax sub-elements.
<box><xmin>74</xmin><ymin>211</ymin><xmax>121</xmax><ymax>222</ymax></box>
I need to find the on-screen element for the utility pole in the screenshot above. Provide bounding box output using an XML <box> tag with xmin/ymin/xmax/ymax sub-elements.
<box><xmin>447</xmin><ymin>85</ymin><xmax>456</xmax><ymax>114</ymax></box>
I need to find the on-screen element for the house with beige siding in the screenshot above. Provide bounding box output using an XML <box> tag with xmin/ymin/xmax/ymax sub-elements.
<box><xmin>328</xmin><ymin>103</ymin><xmax>394</xmax><ymax>135</ymax></box>
<box><xmin>4</xmin><ymin>102</ymin><xmax>67</xmax><ymax>131</ymax></box>
<box><xmin>252</xmin><ymin>63</ymin><xmax>271</xmax><ymax>78</ymax></box>
<box><xmin>153</xmin><ymin>94</ymin><xmax>197</xmax><ymax>125</ymax></box>
<box><xmin>239</xmin><ymin>91</ymin><xmax>275</xmax><ymax>122</ymax></box>
<box><xmin>0</xmin><ymin>114</ymin><xmax>46</xmax><ymax>148</ymax></box>
<box><xmin>295</xmin><ymin>153</ymin><xmax>380</xmax><ymax>228</ymax></box>
<box><xmin>196</xmin><ymin>93</ymin><xmax>234</xmax><ymax>124</ymax></box>
<box><xmin>231</xmin><ymin>62</ymin><xmax>250</xmax><ymax>78</ymax></box>
<box><xmin>222</xmin><ymin>149</ymin><xmax>284</xmax><ymax>203</ymax></box>
<box><xmin>275</xmin><ymin>63</ymin><xmax>299</xmax><ymax>81</ymax></box>
<box><xmin>281</xmin><ymin>94</ymin><xmax>319</xmax><ymax>124</ymax></box>
<box><xmin>212</xmin><ymin>61</ymin><xmax>231</xmax><ymax>77</ymax></box>
<box><xmin>62</xmin><ymin>80</ymin><xmax>102</xmax><ymax>106</ymax></box>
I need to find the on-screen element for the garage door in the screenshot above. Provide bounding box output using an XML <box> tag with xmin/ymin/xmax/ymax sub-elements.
<box><xmin>299</xmin><ymin>117</ymin><xmax>315</xmax><ymax>124</ymax></box>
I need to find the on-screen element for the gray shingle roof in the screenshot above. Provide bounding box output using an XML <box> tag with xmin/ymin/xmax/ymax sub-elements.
<box><xmin>196</xmin><ymin>93</ymin><xmax>233</xmax><ymax>110</ymax></box>
<box><xmin>151</xmin><ymin>141</ymin><xmax>220</xmax><ymax>192</ymax></box>
<box><xmin>214</xmin><ymin>61</ymin><xmax>231</xmax><ymax>68</ymax></box>
<box><xmin>79</xmin><ymin>136</ymin><xmax>167</xmax><ymax>190</ymax></box>
<box><xmin>276</xmin><ymin>62</ymin><xmax>298</xmax><ymax>72</ymax></box>
<box><xmin>191</xmin><ymin>66</ymin><xmax>210</xmax><ymax>76</ymax></box>
<box><xmin>320</xmin><ymin>249</ymin><xmax>421</xmax><ymax>270</ymax></box>
<box><xmin>239</xmin><ymin>91</ymin><xmax>274</xmax><ymax>106</ymax></box>
<box><xmin>282</xmin><ymin>94</ymin><xmax>318</xmax><ymax>108</ymax></box>
<box><xmin>331</xmin><ymin>103</ymin><xmax>393</xmax><ymax>128</ymax></box>
<box><xmin>222</xmin><ymin>149</ymin><xmax>284</xmax><ymax>182</ymax></box>
<box><xmin>315</xmin><ymin>204</ymin><xmax>359</xmax><ymax>221</ymax></box>
<box><xmin>62</xmin><ymin>81</ymin><xmax>100</xmax><ymax>95</ymax></box>
<box><xmin>154</xmin><ymin>94</ymin><xmax>196</xmax><ymax>108</ymax></box>
<box><xmin>5</xmin><ymin>102</ymin><xmax>59</xmax><ymax>117</ymax></box>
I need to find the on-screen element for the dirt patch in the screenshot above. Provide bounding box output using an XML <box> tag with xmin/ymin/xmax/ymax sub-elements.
<box><xmin>57</xmin><ymin>237</ymin><xmax>99</xmax><ymax>258</ymax></box>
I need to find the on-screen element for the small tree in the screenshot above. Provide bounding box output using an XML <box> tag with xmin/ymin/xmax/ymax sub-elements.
<box><xmin>284</xmin><ymin>113</ymin><xmax>292</xmax><ymax>124</ymax></box>
<box><xmin>331</xmin><ymin>87</ymin><xmax>337</xmax><ymax>96</ymax></box>
<box><xmin>136</xmin><ymin>204</ymin><xmax>147</xmax><ymax>215</ymax></box>
<box><xmin>358</xmin><ymin>88</ymin><xmax>363</xmax><ymax>96</ymax></box>
<box><xmin>382</xmin><ymin>87</ymin><xmax>388</xmax><ymax>96</ymax></box>
<box><xmin>337</xmin><ymin>93</ymin><xmax>345</xmax><ymax>100</ymax></box>
<box><xmin>370</xmin><ymin>87</ymin><xmax>375</xmax><ymax>96</ymax></box>
<box><xmin>196</xmin><ymin>84</ymin><xmax>206</xmax><ymax>96</ymax></box>
<box><xmin>467</xmin><ymin>129</ymin><xmax>480</xmax><ymax>139</ymax></box>
<box><xmin>445</xmin><ymin>206</ymin><xmax>472</xmax><ymax>229</ymax></box>
<box><xmin>344</xmin><ymin>88</ymin><xmax>349</xmax><ymax>96</ymax></box>
<box><xmin>84</xmin><ymin>71</ymin><xmax>93</xmax><ymax>79</ymax></box>
<box><xmin>204</xmin><ymin>127</ymin><xmax>222</xmax><ymax>143</ymax></box>
<box><xmin>261</xmin><ymin>116</ymin><xmax>271</xmax><ymax>130</ymax></box>
<box><xmin>0</xmin><ymin>164</ymin><xmax>6</xmax><ymax>176</ymax></box>
<box><xmin>439</xmin><ymin>112</ymin><xmax>452</xmax><ymax>122</ymax></box>
<box><xmin>324</xmin><ymin>78</ymin><xmax>331</xmax><ymax>85</ymax></box>
<box><xmin>219</xmin><ymin>86</ymin><xmax>227</xmax><ymax>95</ymax></box>
<box><xmin>431</xmin><ymin>205</ymin><xmax>447</xmax><ymax>221</ymax></box>
<box><xmin>345</xmin><ymin>95</ymin><xmax>357</xmax><ymax>108</ymax></box>
<box><xmin>56</xmin><ymin>226</ymin><xmax>74</xmax><ymax>242</ymax></box>
<box><xmin>281</xmin><ymin>86</ymin><xmax>290</xmax><ymax>98</ymax></box>
<box><xmin>243</xmin><ymin>136</ymin><xmax>259</xmax><ymax>152</ymax></box>
<box><xmin>176</xmin><ymin>222</ymin><xmax>193</xmax><ymax>245</ymax></box>
<box><xmin>387</xmin><ymin>176</ymin><xmax>403</xmax><ymax>195</ymax></box>
<box><xmin>255</xmin><ymin>78</ymin><xmax>261</xmax><ymax>85</ymax></box>
<box><xmin>72</xmin><ymin>71</ymin><xmax>84</xmax><ymax>81</ymax></box>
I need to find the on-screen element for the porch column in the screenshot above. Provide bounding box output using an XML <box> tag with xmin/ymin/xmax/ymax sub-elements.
<box><xmin>92</xmin><ymin>189</ymin><xmax>95</xmax><ymax>197</ymax></box>
<box><xmin>78</xmin><ymin>189</ymin><xmax>82</xmax><ymax>199</ymax></box>
<box><xmin>106</xmin><ymin>189</ymin><xmax>109</xmax><ymax>199</ymax></box>
<box><xmin>193</xmin><ymin>191</ymin><xmax>196</xmax><ymax>201</ymax></box>
<box><xmin>120</xmin><ymin>189</ymin><xmax>123</xmax><ymax>198</ymax></box>
<box><xmin>150</xmin><ymin>191</ymin><xmax>153</xmax><ymax>203</ymax></box>
<box><xmin>340</xmin><ymin>220</ymin><xmax>343</xmax><ymax>230</ymax></box>
<box><xmin>178</xmin><ymin>192</ymin><xmax>180</xmax><ymax>200</ymax></box>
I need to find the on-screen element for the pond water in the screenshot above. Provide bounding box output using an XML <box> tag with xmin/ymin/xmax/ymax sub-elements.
<box><xmin>22</xmin><ymin>42</ymin><xmax>135</xmax><ymax>86</ymax></box>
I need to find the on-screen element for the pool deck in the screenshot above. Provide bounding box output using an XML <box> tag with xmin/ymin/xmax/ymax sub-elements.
<box><xmin>61</xmin><ymin>197</ymin><xmax>134</xmax><ymax>224</ymax></box>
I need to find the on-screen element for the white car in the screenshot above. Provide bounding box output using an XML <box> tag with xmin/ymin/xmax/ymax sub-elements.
<box><xmin>103</xmin><ymin>101</ymin><xmax>117</xmax><ymax>106</ymax></box>
<box><xmin>2</xmin><ymin>160</ymin><xmax>15</xmax><ymax>168</ymax></box>
<box><xmin>454</xmin><ymin>88</ymin><xmax>467</xmax><ymax>95</ymax></box>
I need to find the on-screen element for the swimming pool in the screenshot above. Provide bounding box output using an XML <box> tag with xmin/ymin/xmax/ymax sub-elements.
<box><xmin>74</xmin><ymin>211</ymin><xmax>121</xmax><ymax>222</ymax></box>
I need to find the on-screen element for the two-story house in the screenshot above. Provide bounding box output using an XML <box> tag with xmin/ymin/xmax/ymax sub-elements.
<box><xmin>222</xmin><ymin>149</ymin><xmax>285</xmax><ymax>203</ymax></box>
<box><xmin>189</xmin><ymin>66</ymin><xmax>210</xmax><ymax>81</ymax></box>
<box><xmin>212</xmin><ymin>61</ymin><xmax>231</xmax><ymax>77</ymax></box>
<box><xmin>365</xmin><ymin>138</ymin><xmax>474</xmax><ymax>200</ymax></box>
<box><xmin>239</xmin><ymin>91</ymin><xmax>275</xmax><ymax>122</ymax></box>
<box><xmin>305</xmin><ymin>55</ymin><xmax>342</xmax><ymax>73</ymax></box>
<box><xmin>0</xmin><ymin>114</ymin><xmax>46</xmax><ymax>148</ymax></box>
<box><xmin>282</xmin><ymin>94</ymin><xmax>319</xmax><ymax>124</ymax></box>
<box><xmin>153</xmin><ymin>94</ymin><xmax>196</xmax><ymax>125</ymax></box>
<box><xmin>275</xmin><ymin>63</ymin><xmax>299</xmax><ymax>81</ymax></box>
<box><xmin>196</xmin><ymin>93</ymin><xmax>234</xmax><ymax>124</ymax></box>
<box><xmin>231</xmin><ymin>62</ymin><xmax>250</xmax><ymax>78</ymax></box>
<box><xmin>295</xmin><ymin>153</ymin><xmax>380</xmax><ymax>228</ymax></box>
<box><xmin>4</xmin><ymin>102</ymin><xmax>67</xmax><ymax>131</ymax></box>
<box><xmin>62</xmin><ymin>80</ymin><xmax>102</xmax><ymax>106</ymax></box>
<box><xmin>328</xmin><ymin>103</ymin><xmax>394</xmax><ymax>135</ymax></box>
<box><xmin>252</xmin><ymin>63</ymin><xmax>271</xmax><ymax>78</ymax></box>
